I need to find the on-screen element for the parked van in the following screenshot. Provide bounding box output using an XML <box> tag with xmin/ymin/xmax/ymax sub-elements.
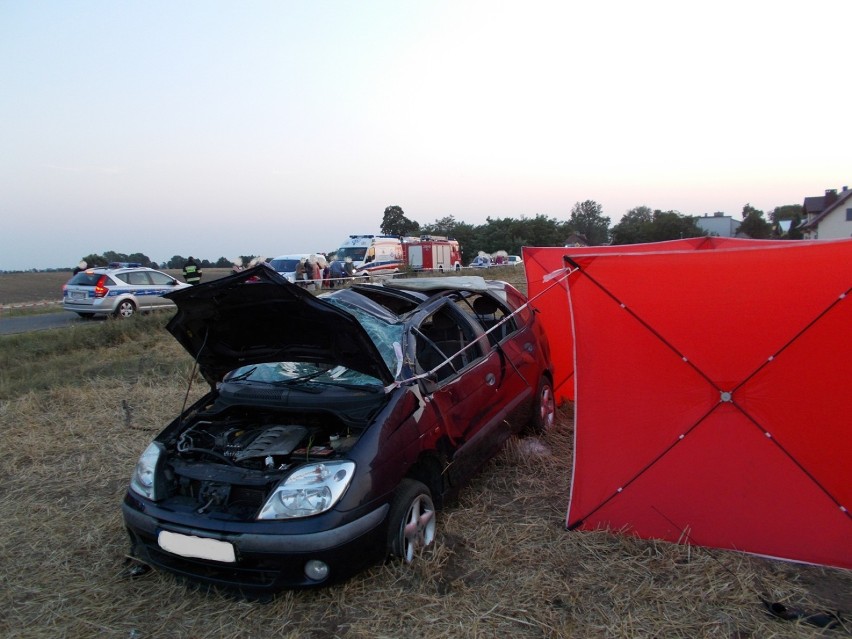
<box><xmin>333</xmin><ymin>235</ymin><xmax>403</xmax><ymax>276</ymax></box>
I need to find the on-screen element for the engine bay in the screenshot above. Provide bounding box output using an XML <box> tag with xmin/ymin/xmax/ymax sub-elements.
<box><xmin>158</xmin><ymin>406</ymin><xmax>365</xmax><ymax>519</ymax></box>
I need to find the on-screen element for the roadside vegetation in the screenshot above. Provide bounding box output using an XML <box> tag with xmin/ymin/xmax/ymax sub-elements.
<box><xmin>0</xmin><ymin>273</ymin><xmax>848</xmax><ymax>638</ymax></box>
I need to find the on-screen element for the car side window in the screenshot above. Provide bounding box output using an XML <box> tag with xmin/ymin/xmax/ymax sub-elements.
<box><xmin>415</xmin><ymin>307</ymin><xmax>481</xmax><ymax>382</ymax></box>
<box><xmin>148</xmin><ymin>271</ymin><xmax>173</xmax><ymax>286</ymax></box>
<box><xmin>126</xmin><ymin>271</ymin><xmax>152</xmax><ymax>285</ymax></box>
<box><xmin>458</xmin><ymin>294</ymin><xmax>517</xmax><ymax>345</ymax></box>
<box><xmin>504</xmin><ymin>287</ymin><xmax>532</xmax><ymax>324</ymax></box>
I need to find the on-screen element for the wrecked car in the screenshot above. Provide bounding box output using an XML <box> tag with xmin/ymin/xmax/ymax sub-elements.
<box><xmin>122</xmin><ymin>264</ymin><xmax>554</xmax><ymax>593</ymax></box>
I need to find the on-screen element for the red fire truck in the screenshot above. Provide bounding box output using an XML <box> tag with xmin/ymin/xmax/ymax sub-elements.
<box><xmin>401</xmin><ymin>236</ymin><xmax>463</xmax><ymax>272</ymax></box>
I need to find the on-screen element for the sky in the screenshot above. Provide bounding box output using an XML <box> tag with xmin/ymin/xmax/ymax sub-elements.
<box><xmin>1</xmin><ymin>0</ymin><xmax>849</xmax><ymax>271</ymax></box>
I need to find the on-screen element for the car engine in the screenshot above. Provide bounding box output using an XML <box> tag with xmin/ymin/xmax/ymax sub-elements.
<box><xmin>157</xmin><ymin>409</ymin><xmax>361</xmax><ymax>519</ymax></box>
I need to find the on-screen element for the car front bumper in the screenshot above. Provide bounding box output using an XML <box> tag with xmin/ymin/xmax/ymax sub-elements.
<box><xmin>122</xmin><ymin>498</ymin><xmax>389</xmax><ymax>592</ymax></box>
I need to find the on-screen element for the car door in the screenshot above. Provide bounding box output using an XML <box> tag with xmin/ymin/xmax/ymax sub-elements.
<box><xmin>147</xmin><ymin>270</ymin><xmax>180</xmax><ymax>309</ymax></box>
<box><xmin>122</xmin><ymin>270</ymin><xmax>154</xmax><ymax>310</ymax></box>
<box><xmin>414</xmin><ymin>303</ymin><xmax>506</xmax><ymax>486</ymax></box>
<box><xmin>457</xmin><ymin>291</ymin><xmax>542</xmax><ymax>431</ymax></box>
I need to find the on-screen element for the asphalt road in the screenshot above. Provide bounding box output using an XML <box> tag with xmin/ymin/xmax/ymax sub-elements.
<box><xmin>0</xmin><ymin>310</ymin><xmax>95</xmax><ymax>335</ymax></box>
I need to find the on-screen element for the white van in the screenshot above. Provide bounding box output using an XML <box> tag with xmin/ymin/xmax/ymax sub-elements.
<box><xmin>333</xmin><ymin>235</ymin><xmax>403</xmax><ymax>276</ymax></box>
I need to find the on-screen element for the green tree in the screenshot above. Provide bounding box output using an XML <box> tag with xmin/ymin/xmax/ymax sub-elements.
<box><xmin>427</xmin><ymin>214</ymin><xmax>569</xmax><ymax>261</ymax></box>
<box><xmin>569</xmin><ymin>200</ymin><xmax>611</xmax><ymax>245</ymax></box>
<box><xmin>611</xmin><ymin>207</ymin><xmax>705</xmax><ymax>244</ymax></box>
<box><xmin>610</xmin><ymin>206</ymin><xmax>654</xmax><ymax>244</ymax></box>
<box><xmin>769</xmin><ymin>204</ymin><xmax>804</xmax><ymax>239</ymax></box>
<box><xmin>380</xmin><ymin>205</ymin><xmax>420</xmax><ymax>237</ymax></box>
<box><xmin>522</xmin><ymin>213</ymin><xmax>573</xmax><ymax>248</ymax></box>
<box><xmin>421</xmin><ymin>215</ymin><xmax>458</xmax><ymax>237</ymax></box>
<box><xmin>215</xmin><ymin>257</ymin><xmax>232</xmax><ymax>267</ymax></box>
<box><xmin>81</xmin><ymin>253</ymin><xmax>108</xmax><ymax>267</ymax></box>
<box><xmin>126</xmin><ymin>252</ymin><xmax>154</xmax><ymax>267</ymax></box>
<box><xmin>738</xmin><ymin>204</ymin><xmax>772</xmax><ymax>239</ymax></box>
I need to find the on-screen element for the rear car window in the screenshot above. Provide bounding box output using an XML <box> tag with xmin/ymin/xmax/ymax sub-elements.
<box><xmin>270</xmin><ymin>258</ymin><xmax>302</xmax><ymax>271</ymax></box>
<box><xmin>115</xmin><ymin>272</ymin><xmax>151</xmax><ymax>285</ymax></box>
<box><xmin>68</xmin><ymin>272</ymin><xmax>109</xmax><ymax>286</ymax></box>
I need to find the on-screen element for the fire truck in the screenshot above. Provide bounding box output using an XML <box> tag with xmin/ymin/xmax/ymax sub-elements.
<box><xmin>401</xmin><ymin>236</ymin><xmax>463</xmax><ymax>272</ymax></box>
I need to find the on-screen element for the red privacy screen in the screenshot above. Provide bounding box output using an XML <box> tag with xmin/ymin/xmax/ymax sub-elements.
<box><xmin>524</xmin><ymin>238</ymin><xmax>851</xmax><ymax>569</ymax></box>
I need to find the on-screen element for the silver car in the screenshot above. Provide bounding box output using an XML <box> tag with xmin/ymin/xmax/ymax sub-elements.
<box><xmin>269</xmin><ymin>253</ymin><xmax>312</xmax><ymax>283</ymax></box>
<box><xmin>62</xmin><ymin>266</ymin><xmax>190</xmax><ymax>318</ymax></box>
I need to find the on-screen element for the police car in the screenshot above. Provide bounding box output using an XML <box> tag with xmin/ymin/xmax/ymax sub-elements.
<box><xmin>62</xmin><ymin>266</ymin><xmax>190</xmax><ymax>318</ymax></box>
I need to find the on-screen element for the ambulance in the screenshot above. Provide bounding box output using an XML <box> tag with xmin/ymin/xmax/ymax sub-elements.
<box><xmin>333</xmin><ymin>234</ymin><xmax>403</xmax><ymax>277</ymax></box>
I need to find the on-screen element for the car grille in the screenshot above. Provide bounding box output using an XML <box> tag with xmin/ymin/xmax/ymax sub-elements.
<box><xmin>143</xmin><ymin>540</ymin><xmax>280</xmax><ymax>589</ymax></box>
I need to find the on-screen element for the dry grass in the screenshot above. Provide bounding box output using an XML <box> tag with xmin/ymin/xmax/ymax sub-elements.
<box><xmin>1</xmin><ymin>277</ymin><xmax>849</xmax><ymax>639</ymax></box>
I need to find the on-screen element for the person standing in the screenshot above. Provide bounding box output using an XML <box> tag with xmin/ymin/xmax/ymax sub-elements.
<box><xmin>183</xmin><ymin>257</ymin><xmax>202</xmax><ymax>285</ymax></box>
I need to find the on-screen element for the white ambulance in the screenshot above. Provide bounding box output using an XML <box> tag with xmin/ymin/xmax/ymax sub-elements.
<box><xmin>333</xmin><ymin>235</ymin><xmax>403</xmax><ymax>277</ymax></box>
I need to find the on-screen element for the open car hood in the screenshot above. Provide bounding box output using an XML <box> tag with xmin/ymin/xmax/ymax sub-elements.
<box><xmin>165</xmin><ymin>264</ymin><xmax>395</xmax><ymax>386</ymax></box>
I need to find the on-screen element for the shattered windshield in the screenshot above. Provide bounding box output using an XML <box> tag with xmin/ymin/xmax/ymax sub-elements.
<box><xmin>224</xmin><ymin>362</ymin><xmax>384</xmax><ymax>389</ymax></box>
<box><xmin>223</xmin><ymin>297</ymin><xmax>404</xmax><ymax>387</ymax></box>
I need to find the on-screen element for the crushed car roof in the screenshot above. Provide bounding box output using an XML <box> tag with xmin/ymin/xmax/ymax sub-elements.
<box><xmin>382</xmin><ymin>276</ymin><xmax>489</xmax><ymax>293</ymax></box>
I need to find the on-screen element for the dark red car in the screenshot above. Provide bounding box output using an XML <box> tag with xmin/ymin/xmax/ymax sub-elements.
<box><xmin>122</xmin><ymin>264</ymin><xmax>554</xmax><ymax>593</ymax></box>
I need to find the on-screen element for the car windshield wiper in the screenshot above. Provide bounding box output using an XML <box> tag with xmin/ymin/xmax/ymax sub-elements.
<box><xmin>225</xmin><ymin>366</ymin><xmax>257</xmax><ymax>383</ymax></box>
<box><xmin>267</xmin><ymin>369</ymin><xmax>330</xmax><ymax>386</ymax></box>
<box><xmin>307</xmin><ymin>379</ymin><xmax>383</xmax><ymax>393</ymax></box>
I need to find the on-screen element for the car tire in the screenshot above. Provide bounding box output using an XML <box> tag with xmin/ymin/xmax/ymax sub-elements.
<box><xmin>530</xmin><ymin>375</ymin><xmax>556</xmax><ymax>433</ymax></box>
<box><xmin>387</xmin><ymin>479</ymin><xmax>436</xmax><ymax>563</ymax></box>
<box><xmin>114</xmin><ymin>300</ymin><xmax>136</xmax><ymax>318</ymax></box>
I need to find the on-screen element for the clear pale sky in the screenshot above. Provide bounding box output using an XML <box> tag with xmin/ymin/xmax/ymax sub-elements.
<box><xmin>1</xmin><ymin>1</ymin><xmax>849</xmax><ymax>271</ymax></box>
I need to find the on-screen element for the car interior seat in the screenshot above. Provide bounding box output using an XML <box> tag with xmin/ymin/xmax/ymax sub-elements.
<box><xmin>417</xmin><ymin>312</ymin><xmax>466</xmax><ymax>380</ymax></box>
<box><xmin>473</xmin><ymin>295</ymin><xmax>502</xmax><ymax>344</ymax></box>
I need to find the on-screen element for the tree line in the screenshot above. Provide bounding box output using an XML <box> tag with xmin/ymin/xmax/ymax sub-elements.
<box><xmin>381</xmin><ymin>199</ymin><xmax>801</xmax><ymax>262</ymax></box>
<box><xmin>69</xmin><ymin>252</ymin><xmax>237</xmax><ymax>271</ymax></box>
<box><xmin>47</xmin><ymin>199</ymin><xmax>800</xmax><ymax>274</ymax></box>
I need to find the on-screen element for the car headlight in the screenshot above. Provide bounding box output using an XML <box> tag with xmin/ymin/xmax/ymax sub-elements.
<box><xmin>130</xmin><ymin>442</ymin><xmax>165</xmax><ymax>501</ymax></box>
<box><xmin>257</xmin><ymin>461</ymin><xmax>355</xmax><ymax>520</ymax></box>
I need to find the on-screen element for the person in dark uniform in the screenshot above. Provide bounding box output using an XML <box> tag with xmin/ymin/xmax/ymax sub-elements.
<box><xmin>183</xmin><ymin>257</ymin><xmax>202</xmax><ymax>285</ymax></box>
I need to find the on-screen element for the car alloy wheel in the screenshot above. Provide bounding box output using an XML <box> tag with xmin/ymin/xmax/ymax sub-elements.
<box><xmin>532</xmin><ymin>375</ymin><xmax>556</xmax><ymax>432</ymax></box>
<box><xmin>387</xmin><ymin>479</ymin><xmax>436</xmax><ymax>563</ymax></box>
<box><xmin>115</xmin><ymin>300</ymin><xmax>136</xmax><ymax>318</ymax></box>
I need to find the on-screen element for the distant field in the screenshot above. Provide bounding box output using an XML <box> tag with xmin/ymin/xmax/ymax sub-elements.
<box><xmin>0</xmin><ymin>266</ymin><xmax>526</xmax><ymax>307</ymax></box>
<box><xmin>0</xmin><ymin>268</ymin><xmax>234</xmax><ymax>306</ymax></box>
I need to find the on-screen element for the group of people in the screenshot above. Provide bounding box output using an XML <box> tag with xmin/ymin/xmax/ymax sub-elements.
<box><xmin>294</xmin><ymin>255</ymin><xmax>355</xmax><ymax>289</ymax></box>
<box><xmin>179</xmin><ymin>254</ymin><xmax>360</xmax><ymax>289</ymax></box>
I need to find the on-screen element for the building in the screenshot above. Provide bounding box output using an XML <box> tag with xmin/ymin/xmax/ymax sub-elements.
<box><xmin>564</xmin><ymin>233</ymin><xmax>590</xmax><ymax>247</ymax></box>
<box><xmin>800</xmin><ymin>187</ymin><xmax>852</xmax><ymax>240</ymax></box>
<box><xmin>696</xmin><ymin>212</ymin><xmax>741</xmax><ymax>237</ymax></box>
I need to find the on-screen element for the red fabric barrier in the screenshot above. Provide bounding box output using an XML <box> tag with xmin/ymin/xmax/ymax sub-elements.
<box><xmin>525</xmin><ymin>238</ymin><xmax>852</xmax><ymax>569</ymax></box>
<box><xmin>524</xmin><ymin>238</ymin><xmax>814</xmax><ymax>401</ymax></box>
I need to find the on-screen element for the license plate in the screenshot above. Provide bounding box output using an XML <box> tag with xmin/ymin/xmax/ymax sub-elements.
<box><xmin>71</xmin><ymin>291</ymin><xmax>86</xmax><ymax>300</ymax></box>
<box><xmin>157</xmin><ymin>530</ymin><xmax>236</xmax><ymax>563</ymax></box>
